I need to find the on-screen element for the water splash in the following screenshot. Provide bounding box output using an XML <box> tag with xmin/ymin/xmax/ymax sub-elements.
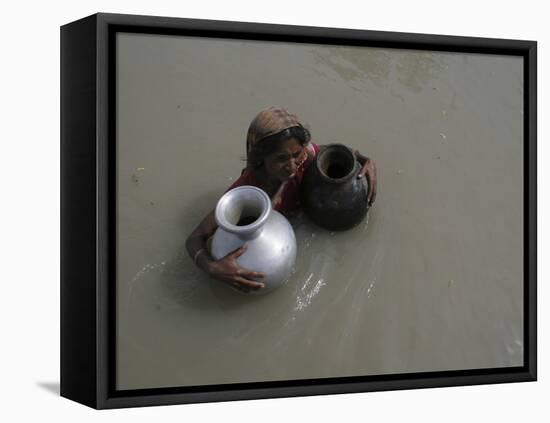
<box><xmin>365</xmin><ymin>278</ymin><xmax>376</xmax><ymax>299</ymax></box>
<box><xmin>301</xmin><ymin>273</ymin><xmax>314</xmax><ymax>290</ymax></box>
<box><xmin>504</xmin><ymin>337</ymin><xmax>524</xmax><ymax>365</ymax></box>
<box><xmin>129</xmin><ymin>260</ymin><xmax>168</xmax><ymax>295</ymax></box>
<box><xmin>295</xmin><ymin>278</ymin><xmax>326</xmax><ymax>311</ymax></box>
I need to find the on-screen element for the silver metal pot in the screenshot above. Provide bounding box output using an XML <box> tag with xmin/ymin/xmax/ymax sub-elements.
<box><xmin>210</xmin><ymin>185</ymin><xmax>297</xmax><ymax>294</ymax></box>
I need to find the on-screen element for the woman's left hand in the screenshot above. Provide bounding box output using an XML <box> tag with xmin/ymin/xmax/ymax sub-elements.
<box><xmin>357</xmin><ymin>157</ymin><xmax>377</xmax><ymax>207</ymax></box>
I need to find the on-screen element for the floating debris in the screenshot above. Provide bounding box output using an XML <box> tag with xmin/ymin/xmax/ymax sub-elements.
<box><xmin>136</xmin><ymin>167</ymin><xmax>145</xmax><ymax>171</ymax></box>
<box><xmin>448</xmin><ymin>279</ymin><xmax>455</xmax><ymax>287</ymax></box>
<box><xmin>441</xmin><ymin>110</ymin><xmax>447</xmax><ymax>117</ymax></box>
<box><xmin>439</xmin><ymin>133</ymin><xmax>447</xmax><ymax>140</ymax></box>
<box><xmin>396</xmin><ymin>169</ymin><xmax>403</xmax><ymax>175</ymax></box>
<box><xmin>131</xmin><ymin>174</ymin><xmax>139</xmax><ymax>183</ymax></box>
<box><xmin>436</xmin><ymin>156</ymin><xmax>441</xmax><ymax>160</ymax></box>
<box><xmin>150</xmin><ymin>201</ymin><xmax>155</xmax><ymax>206</ymax></box>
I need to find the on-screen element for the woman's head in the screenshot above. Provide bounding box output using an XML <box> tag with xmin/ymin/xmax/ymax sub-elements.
<box><xmin>246</xmin><ymin>107</ymin><xmax>311</xmax><ymax>181</ymax></box>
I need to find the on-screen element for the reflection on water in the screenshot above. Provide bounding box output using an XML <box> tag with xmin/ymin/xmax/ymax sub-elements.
<box><xmin>311</xmin><ymin>47</ymin><xmax>392</xmax><ymax>84</ymax></box>
<box><xmin>311</xmin><ymin>46</ymin><xmax>446</xmax><ymax>93</ymax></box>
<box><xmin>395</xmin><ymin>52</ymin><xmax>446</xmax><ymax>92</ymax></box>
<box><xmin>116</xmin><ymin>33</ymin><xmax>524</xmax><ymax>389</ymax></box>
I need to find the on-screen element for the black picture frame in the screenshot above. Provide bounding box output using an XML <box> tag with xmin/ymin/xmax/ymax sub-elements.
<box><xmin>60</xmin><ymin>12</ymin><xmax>537</xmax><ymax>409</ymax></box>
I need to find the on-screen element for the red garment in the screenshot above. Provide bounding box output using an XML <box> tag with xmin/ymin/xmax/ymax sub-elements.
<box><xmin>226</xmin><ymin>143</ymin><xmax>321</xmax><ymax>215</ymax></box>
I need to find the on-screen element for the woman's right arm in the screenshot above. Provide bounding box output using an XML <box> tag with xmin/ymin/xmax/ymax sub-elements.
<box><xmin>185</xmin><ymin>210</ymin><xmax>265</xmax><ymax>292</ymax></box>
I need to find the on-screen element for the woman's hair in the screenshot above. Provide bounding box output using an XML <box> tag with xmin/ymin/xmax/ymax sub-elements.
<box><xmin>247</xmin><ymin>126</ymin><xmax>311</xmax><ymax>168</ymax></box>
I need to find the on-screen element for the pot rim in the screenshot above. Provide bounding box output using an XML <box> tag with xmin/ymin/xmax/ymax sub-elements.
<box><xmin>315</xmin><ymin>143</ymin><xmax>357</xmax><ymax>184</ymax></box>
<box><xmin>215</xmin><ymin>185</ymin><xmax>272</xmax><ymax>236</ymax></box>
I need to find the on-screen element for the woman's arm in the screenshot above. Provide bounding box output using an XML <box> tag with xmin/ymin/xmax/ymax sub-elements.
<box><xmin>354</xmin><ymin>150</ymin><xmax>377</xmax><ymax>207</ymax></box>
<box><xmin>185</xmin><ymin>210</ymin><xmax>217</xmax><ymax>273</ymax></box>
<box><xmin>185</xmin><ymin>210</ymin><xmax>265</xmax><ymax>292</ymax></box>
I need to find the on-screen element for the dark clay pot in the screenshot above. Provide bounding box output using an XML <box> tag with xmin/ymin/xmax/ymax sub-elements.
<box><xmin>301</xmin><ymin>144</ymin><xmax>369</xmax><ymax>231</ymax></box>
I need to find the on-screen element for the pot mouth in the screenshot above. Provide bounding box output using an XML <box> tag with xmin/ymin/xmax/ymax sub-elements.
<box><xmin>215</xmin><ymin>185</ymin><xmax>272</xmax><ymax>235</ymax></box>
<box><xmin>315</xmin><ymin>144</ymin><xmax>357</xmax><ymax>183</ymax></box>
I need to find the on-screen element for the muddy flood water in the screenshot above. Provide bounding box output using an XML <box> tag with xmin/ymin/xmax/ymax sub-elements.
<box><xmin>115</xmin><ymin>33</ymin><xmax>524</xmax><ymax>389</ymax></box>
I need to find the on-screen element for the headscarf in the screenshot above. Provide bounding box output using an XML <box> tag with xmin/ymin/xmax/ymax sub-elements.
<box><xmin>246</xmin><ymin>106</ymin><xmax>309</xmax><ymax>167</ymax></box>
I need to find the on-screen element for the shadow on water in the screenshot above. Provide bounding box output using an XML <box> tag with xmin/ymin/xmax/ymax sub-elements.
<box><xmin>157</xmin><ymin>188</ymin><xmax>263</xmax><ymax>311</ymax></box>
<box><xmin>159</xmin><ymin>249</ymin><xmax>266</xmax><ymax>312</ymax></box>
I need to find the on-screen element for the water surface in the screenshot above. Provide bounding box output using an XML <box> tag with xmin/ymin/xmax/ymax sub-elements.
<box><xmin>116</xmin><ymin>33</ymin><xmax>523</xmax><ymax>389</ymax></box>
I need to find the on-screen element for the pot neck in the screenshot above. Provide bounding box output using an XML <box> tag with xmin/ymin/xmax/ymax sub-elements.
<box><xmin>215</xmin><ymin>186</ymin><xmax>272</xmax><ymax>240</ymax></box>
<box><xmin>315</xmin><ymin>144</ymin><xmax>358</xmax><ymax>184</ymax></box>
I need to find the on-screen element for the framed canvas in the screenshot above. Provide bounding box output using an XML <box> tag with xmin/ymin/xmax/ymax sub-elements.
<box><xmin>60</xmin><ymin>12</ymin><xmax>537</xmax><ymax>409</ymax></box>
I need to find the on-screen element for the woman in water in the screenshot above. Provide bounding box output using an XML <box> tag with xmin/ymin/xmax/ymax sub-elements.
<box><xmin>186</xmin><ymin>106</ymin><xmax>377</xmax><ymax>292</ymax></box>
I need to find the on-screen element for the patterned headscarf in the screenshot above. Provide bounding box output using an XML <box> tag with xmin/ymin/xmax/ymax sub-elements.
<box><xmin>246</xmin><ymin>106</ymin><xmax>309</xmax><ymax>167</ymax></box>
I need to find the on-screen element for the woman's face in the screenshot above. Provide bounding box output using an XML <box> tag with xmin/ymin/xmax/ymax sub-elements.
<box><xmin>263</xmin><ymin>137</ymin><xmax>306</xmax><ymax>183</ymax></box>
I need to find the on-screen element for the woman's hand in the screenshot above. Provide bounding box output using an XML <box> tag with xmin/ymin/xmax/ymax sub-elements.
<box><xmin>357</xmin><ymin>156</ymin><xmax>377</xmax><ymax>207</ymax></box>
<box><xmin>186</xmin><ymin>211</ymin><xmax>264</xmax><ymax>292</ymax></box>
<box><xmin>206</xmin><ymin>245</ymin><xmax>265</xmax><ymax>293</ymax></box>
